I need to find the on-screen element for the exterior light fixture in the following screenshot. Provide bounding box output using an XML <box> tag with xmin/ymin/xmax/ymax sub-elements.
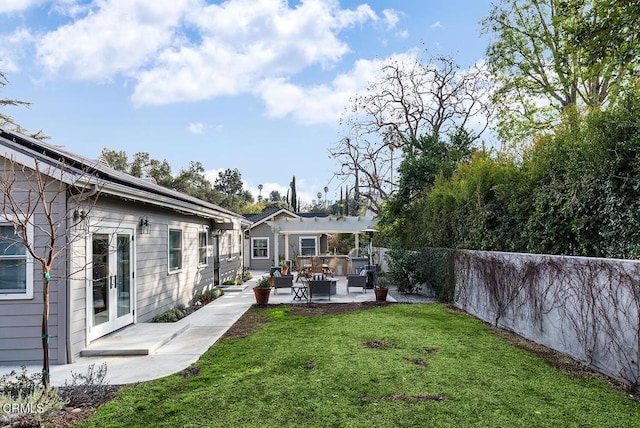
<box><xmin>73</xmin><ymin>208</ymin><xmax>87</xmax><ymax>230</ymax></box>
<box><xmin>139</xmin><ymin>216</ymin><xmax>150</xmax><ymax>235</ymax></box>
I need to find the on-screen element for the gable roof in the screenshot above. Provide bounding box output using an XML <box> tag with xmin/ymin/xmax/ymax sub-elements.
<box><xmin>0</xmin><ymin>128</ymin><xmax>250</xmax><ymax>226</ymax></box>
<box><xmin>243</xmin><ymin>207</ymin><xmax>299</xmax><ymax>228</ymax></box>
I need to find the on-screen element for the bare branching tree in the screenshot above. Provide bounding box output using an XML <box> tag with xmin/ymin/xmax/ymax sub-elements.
<box><xmin>330</xmin><ymin>52</ymin><xmax>491</xmax><ymax>214</ymax></box>
<box><xmin>0</xmin><ymin>154</ymin><xmax>99</xmax><ymax>387</ymax></box>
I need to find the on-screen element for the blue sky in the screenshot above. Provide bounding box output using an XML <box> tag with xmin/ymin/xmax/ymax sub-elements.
<box><xmin>1</xmin><ymin>0</ymin><xmax>493</xmax><ymax>207</ymax></box>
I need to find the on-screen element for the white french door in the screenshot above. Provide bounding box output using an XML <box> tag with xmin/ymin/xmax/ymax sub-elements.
<box><xmin>89</xmin><ymin>227</ymin><xmax>134</xmax><ymax>340</ymax></box>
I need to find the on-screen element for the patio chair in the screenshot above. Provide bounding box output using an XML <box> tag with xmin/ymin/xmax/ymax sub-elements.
<box><xmin>295</xmin><ymin>257</ymin><xmax>312</xmax><ymax>282</ymax></box>
<box><xmin>346</xmin><ymin>273</ymin><xmax>367</xmax><ymax>294</ymax></box>
<box><xmin>272</xmin><ymin>274</ymin><xmax>294</xmax><ymax>294</ymax></box>
<box><xmin>311</xmin><ymin>256</ymin><xmax>324</xmax><ymax>274</ymax></box>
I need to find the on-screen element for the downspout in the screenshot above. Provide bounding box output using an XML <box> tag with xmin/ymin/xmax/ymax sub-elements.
<box><xmin>64</xmin><ymin>194</ymin><xmax>71</xmax><ymax>363</ymax></box>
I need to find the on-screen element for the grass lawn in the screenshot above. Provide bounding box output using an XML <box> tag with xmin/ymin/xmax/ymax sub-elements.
<box><xmin>79</xmin><ymin>304</ymin><xmax>640</xmax><ymax>427</ymax></box>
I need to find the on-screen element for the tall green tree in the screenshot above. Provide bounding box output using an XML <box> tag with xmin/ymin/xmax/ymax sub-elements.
<box><xmin>290</xmin><ymin>176</ymin><xmax>297</xmax><ymax>212</ymax></box>
<box><xmin>483</xmin><ymin>0</ymin><xmax>640</xmax><ymax>143</ymax></box>
<box><xmin>99</xmin><ymin>148</ymin><xmax>128</xmax><ymax>171</ymax></box>
<box><xmin>214</xmin><ymin>168</ymin><xmax>243</xmax><ymax>196</ymax></box>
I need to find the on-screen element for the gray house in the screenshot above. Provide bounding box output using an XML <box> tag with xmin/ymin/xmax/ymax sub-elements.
<box><xmin>243</xmin><ymin>208</ymin><xmax>329</xmax><ymax>271</ymax></box>
<box><xmin>0</xmin><ymin>129</ymin><xmax>250</xmax><ymax>365</ymax></box>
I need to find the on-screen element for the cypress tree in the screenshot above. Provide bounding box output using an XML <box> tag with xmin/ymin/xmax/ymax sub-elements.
<box><xmin>290</xmin><ymin>176</ymin><xmax>297</xmax><ymax>212</ymax></box>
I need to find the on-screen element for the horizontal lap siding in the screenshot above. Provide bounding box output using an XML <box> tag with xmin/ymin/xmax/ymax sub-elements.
<box><xmin>70</xmin><ymin>201</ymin><xmax>223</xmax><ymax>339</ymax></box>
<box><xmin>0</xmin><ymin>165</ymin><xmax>66</xmax><ymax>365</ymax></box>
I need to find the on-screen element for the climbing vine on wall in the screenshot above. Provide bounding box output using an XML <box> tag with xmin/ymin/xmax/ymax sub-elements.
<box><xmin>454</xmin><ymin>251</ymin><xmax>640</xmax><ymax>391</ymax></box>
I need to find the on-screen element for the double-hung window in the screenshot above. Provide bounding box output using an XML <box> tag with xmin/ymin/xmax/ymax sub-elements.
<box><xmin>198</xmin><ymin>231</ymin><xmax>208</xmax><ymax>266</ymax></box>
<box><xmin>168</xmin><ymin>228</ymin><xmax>183</xmax><ymax>272</ymax></box>
<box><xmin>251</xmin><ymin>237</ymin><xmax>268</xmax><ymax>259</ymax></box>
<box><xmin>0</xmin><ymin>223</ymin><xmax>33</xmax><ymax>299</ymax></box>
<box><xmin>299</xmin><ymin>237</ymin><xmax>317</xmax><ymax>256</ymax></box>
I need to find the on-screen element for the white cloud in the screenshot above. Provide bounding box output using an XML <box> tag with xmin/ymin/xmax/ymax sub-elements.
<box><xmin>382</xmin><ymin>9</ymin><xmax>399</xmax><ymax>30</ymax></box>
<box><xmin>0</xmin><ymin>0</ymin><xmax>43</xmax><ymax>14</ymax></box>
<box><xmin>395</xmin><ymin>29</ymin><xmax>409</xmax><ymax>39</ymax></box>
<box><xmin>0</xmin><ymin>28</ymin><xmax>34</xmax><ymax>72</ymax></box>
<box><xmin>430</xmin><ymin>21</ymin><xmax>443</xmax><ymax>29</ymax></box>
<box><xmin>23</xmin><ymin>0</ymin><xmax>388</xmax><ymax>116</ymax></box>
<box><xmin>36</xmin><ymin>0</ymin><xmax>196</xmax><ymax>80</ymax></box>
<box><xmin>187</xmin><ymin>122</ymin><xmax>204</xmax><ymax>134</ymax></box>
<box><xmin>257</xmin><ymin>57</ymin><xmax>383</xmax><ymax>125</ymax></box>
<box><xmin>131</xmin><ymin>0</ymin><xmax>377</xmax><ymax>106</ymax></box>
<box><xmin>30</xmin><ymin>0</ymin><xmax>378</xmax><ymax>105</ymax></box>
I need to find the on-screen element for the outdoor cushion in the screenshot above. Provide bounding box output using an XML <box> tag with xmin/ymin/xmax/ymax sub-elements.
<box><xmin>273</xmin><ymin>270</ymin><xmax>281</xmax><ymax>277</ymax></box>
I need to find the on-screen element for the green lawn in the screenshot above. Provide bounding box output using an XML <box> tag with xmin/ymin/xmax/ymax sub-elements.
<box><xmin>79</xmin><ymin>304</ymin><xmax>640</xmax><ymax>427</ymax></box>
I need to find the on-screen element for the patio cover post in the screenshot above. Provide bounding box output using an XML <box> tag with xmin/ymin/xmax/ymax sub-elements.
<box><xmin>284</xmin><ymin>233</ymin><xmax>290</xmax><ymax>263</ymax></box>
<box><xmin>273</xmin><ymin>228</ymin><xmax>279</xmax><ymax>267</ymax></box>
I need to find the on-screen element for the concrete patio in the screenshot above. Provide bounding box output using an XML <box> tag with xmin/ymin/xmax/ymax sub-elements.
<box><xmin>0</xmin><ymin>272</ymin><xmax>400</xmax><ymax>386</ymax></box>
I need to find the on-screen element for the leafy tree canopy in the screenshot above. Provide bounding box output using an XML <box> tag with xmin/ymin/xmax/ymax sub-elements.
<box><xmin>483</xmin><ymin>0</ymin><xmax>640</xmax><ymax>143</ymax></box>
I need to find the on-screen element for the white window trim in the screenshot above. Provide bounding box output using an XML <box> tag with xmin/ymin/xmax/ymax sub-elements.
<box><xmin>299</xmin><ymin>236</ymin><xmax>318</xmax><ymax>257</ymax></box>
<box><xmin>0</xmin><ymin>219</ymin><xmax>34</xmax><ymax>300</ymax></box>
<box><xmin>168</xmin><ymin>227</ymin><xmax>183</xmax><ymax>274</ymax></box>
<box><xmin>198</xmin><ymin>229</ymin><xmax>209</xmax><ymax>267</ymax></box>
<box><xmin>251</xmin><ymin>237</ymin><xmax>269</xmax><ymax>260</ymax></box>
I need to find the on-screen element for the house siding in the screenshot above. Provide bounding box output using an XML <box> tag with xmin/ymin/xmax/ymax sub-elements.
<box><xmin>0</xmin><ymin>129</ymin><xmax>248</xmax><ymax>365</ymax></box>
<box><xmin>0</xmin><ymin>162</ymin><xmax>67</xmax><ymax>365</ymax></box>
<box><xmin>66</xmin><ymin>199</ymin><xmax>244</xmax><ymax>361</ymax></box>
<box><xmin>247</xmin><ymin>215</ymin><xmax>323</xmax><ymax>272</ymax></box>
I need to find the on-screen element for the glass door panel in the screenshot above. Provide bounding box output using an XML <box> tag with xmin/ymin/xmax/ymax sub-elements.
<box><xmin>116</xmin><ymin>234</ymin><xmax>131</xmax><ymax>318</ymax></box>
<box><xmin>92</xmin><ymin>234</ymin><xmax>110</xmax><ymax>327</ymax></box>
<box><xmin>90</xmin><ymin>228</ymin><xmax>134</xmax><ymax>340</ymax></box>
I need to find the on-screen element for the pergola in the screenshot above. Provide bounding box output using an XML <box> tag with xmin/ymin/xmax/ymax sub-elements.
<box><xmin>266</xmin><ymin>215</ymin><xmax>377</xmax><ymax>267</ymax></box>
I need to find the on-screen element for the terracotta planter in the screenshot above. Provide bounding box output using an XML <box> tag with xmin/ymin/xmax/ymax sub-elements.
<box><xmin>253</xmin><ymin>287</ymin><xmax>271</xmax><ymax>305</ymax></box>
<box><xmin>374</xmin><ymin>287</ymin><xmax>388</xmax><ymax>302</ymax></box>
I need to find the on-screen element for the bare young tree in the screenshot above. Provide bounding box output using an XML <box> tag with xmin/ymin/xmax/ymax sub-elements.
<box><xmin>330</xmin><ymin>52</ymin><xmax>491</xmax><ymax>214</ymax></box>
<box><xmin>0</xmin><ymin>154</ymin><xmax>98</xmax><ymax>387</ymax></box>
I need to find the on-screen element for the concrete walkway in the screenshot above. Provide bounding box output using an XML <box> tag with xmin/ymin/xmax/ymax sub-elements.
<box><xmin>0</xmin><ymin>273</ymin><xmax>403</xmax><ymax>386</ymax></box>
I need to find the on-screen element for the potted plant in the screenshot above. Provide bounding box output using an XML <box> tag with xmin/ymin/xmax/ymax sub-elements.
<box><xmin>253</xmin><ymin>276</ymin><xmax>272</xmax><ymax>305</ymax></box>
<box><xmin>374</xmin><ymin>276</ymin><xmax>389</xmax><ymax>302</ymax></box>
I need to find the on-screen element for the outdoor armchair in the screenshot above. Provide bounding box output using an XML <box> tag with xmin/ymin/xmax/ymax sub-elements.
<box><xmin>272</xmin><ymin>274</ymin><xmax>294</xmax><ymax>294</ymax></box>
<box><xmin>346</xmin><ymin>274</ymin><xmax>367</xmax><ymax>294</ymax></box>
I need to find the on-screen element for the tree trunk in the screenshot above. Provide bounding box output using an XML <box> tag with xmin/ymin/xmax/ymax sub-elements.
<box><xmin>41</xmin><ymin>276</ymin><xmax>50</xmax><ymax>388</ymax></box>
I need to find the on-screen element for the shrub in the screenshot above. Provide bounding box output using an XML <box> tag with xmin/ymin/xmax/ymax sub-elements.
<box><xmin>0</xmin><ymin>385</ymin><xmax>64</xmax><ymax>426</ymax></box>
<box><xmin>0</xmin><ymin>366</ymin><xmax>64</xmax><ymax>425</ymax></box>
<box><xmin>0</xmin><ymin>366</ymin><xmax>40</xmax><ymax>398</ymax></box>
<box><xmin>60</xmin><ymin>363</ymin><xmax>115</xmax><ymax>409</ymax></box>
<box><xmin>385</xmin><ymin>245</ymin><xmax>456</xmax><ymax>302</ymax></box>
<box><xmin>193</xmin><ymin>288</ymin><xmax>223</xmax><ymax>306</ymax></box>
<box><xmin>151</xmin><ymin>307</ymin><xmax>186</xmax><ymax>323</ymax></box>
